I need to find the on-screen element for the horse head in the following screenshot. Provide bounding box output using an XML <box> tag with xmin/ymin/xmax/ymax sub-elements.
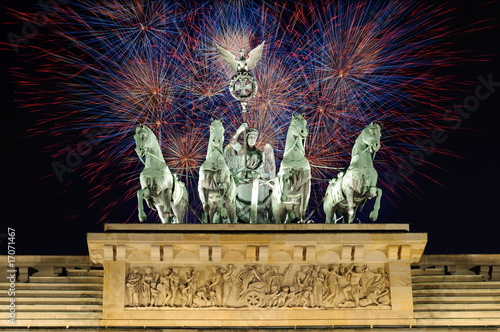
<box><xmin>289</xmin><ymin>114</ymin><xmax>308</xmax><ymax>140</ymax></box>
<box><xmin>360</xmin><ymin>121</ymin><xmax>382</xmax><ymax>154</ymax></box>
<box><xmin>134</xmin><ymin>125</ymin><xmax>151</xmax><ymax>159</ymax></box>
<box><xmin>284</xmin><ymin>114</ymin><xmax>308</xmax><ymax>157</ymax></box>
<box><xmin>209</xmin><ymin>119</ymin><xmax>225</xmax><ymax>152</ymax></box>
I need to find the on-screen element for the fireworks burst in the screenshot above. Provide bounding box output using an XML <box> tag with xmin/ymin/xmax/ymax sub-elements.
<box><xmin>7</xmin><ymin>0</ymin><xmax>468</xmax><ymax>223</ymax></box>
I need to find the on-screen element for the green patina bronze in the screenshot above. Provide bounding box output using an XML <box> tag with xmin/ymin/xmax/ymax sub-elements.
<box><xmin>134</xmin><ymin>125</ymin><xmax>188</xmax><ymax>224</ymax></box>
<box><xmin>324</xmin><ymin>121</ymin><xmax>383</xmax><ymax>223</ymax></box>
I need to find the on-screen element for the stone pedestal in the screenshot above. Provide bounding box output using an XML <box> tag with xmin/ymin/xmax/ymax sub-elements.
<box><xmin>87</xmin><ymin>224</ymin><xmax>426</xmax><ymax>328</ymax></box>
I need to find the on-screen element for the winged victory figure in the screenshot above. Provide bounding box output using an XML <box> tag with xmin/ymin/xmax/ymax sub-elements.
<box><xmin>217</xmin><ymin>41</ymin><xmax>265</xmax><ymax>73</ymax></box>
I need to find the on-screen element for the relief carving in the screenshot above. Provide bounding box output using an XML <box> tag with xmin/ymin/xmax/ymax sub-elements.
<box><xmin>125</xmin><ymin>263</ymin><xmax>390</xmax><ymax>309</ymax></box>
<box><xmin>126</xmin><ymin>267</ymin><xmax>141</xmax><ymax>307</ymax></box>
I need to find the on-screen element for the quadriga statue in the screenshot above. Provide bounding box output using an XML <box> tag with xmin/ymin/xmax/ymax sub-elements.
<box><xmin>134</xmin><ymin>125</ymin><xmax>188</xmax><ymax>223</ymax></box>
<box><xmin>323</xmin><ymin>121</ymin><xmax>383</xmax><ymax>223</ymax></box>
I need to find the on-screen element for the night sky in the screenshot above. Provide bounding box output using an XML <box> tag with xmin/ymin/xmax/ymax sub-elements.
<box><xmin>2</xmin><ymin>1</ymin><xmax>500</xmax><ymax>256</ymax></box>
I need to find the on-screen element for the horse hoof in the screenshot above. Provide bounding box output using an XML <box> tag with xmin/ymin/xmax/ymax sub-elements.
<box><xmin>369</xmin><ymin>211</ymin><xmax>378</xmax><ymax>221</ymax></box>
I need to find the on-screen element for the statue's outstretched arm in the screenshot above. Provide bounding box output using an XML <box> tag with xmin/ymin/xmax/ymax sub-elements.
<box><xmin>229</xmin><ymin>123</ymin><xmax>248</xmax><ymax>149</ymax></box>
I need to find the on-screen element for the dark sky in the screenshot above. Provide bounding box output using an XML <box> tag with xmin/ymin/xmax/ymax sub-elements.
<box><xmin>2</xmin><ymin>1</ymin><xmax>500</xmax><ymax>256</ymax></box>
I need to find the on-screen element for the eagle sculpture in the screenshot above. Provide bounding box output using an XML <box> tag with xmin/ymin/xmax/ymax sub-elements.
<box><xmin>216</xmin><ymin>41</ymin><xmax>265</xmax><ymax>72</ymax></box>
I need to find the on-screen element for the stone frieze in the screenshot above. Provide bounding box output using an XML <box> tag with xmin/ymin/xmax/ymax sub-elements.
<box><xmin>125</xmin><ymin>263</ymin><xmax>391</xmax><ymax>309</ymax></box>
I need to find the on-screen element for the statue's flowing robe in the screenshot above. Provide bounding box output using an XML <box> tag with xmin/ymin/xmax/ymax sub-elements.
<box><xmin>224</xmin><ymin>142</ymin><xmax>276</xmax><ymax>223</ymax></box>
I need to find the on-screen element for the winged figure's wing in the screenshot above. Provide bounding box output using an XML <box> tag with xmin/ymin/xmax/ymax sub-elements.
<box><xmin>223</xmin><ymin>144</ymin><xmax>240</xmax><ymax>175</ymax></box>
<box><xmin>247</xmin><ymin>41</ymin><xmax>265</xmax><ymax>70</ymax></box>
<box><xmin>217</xmin><ymin>45</ymin><xmax>238</xmax><ymax>71</ymax></box>
<box><xmin>262</xmin><ymin>143</ymin><xmax>276</xmax><ymax>179</ymax></box>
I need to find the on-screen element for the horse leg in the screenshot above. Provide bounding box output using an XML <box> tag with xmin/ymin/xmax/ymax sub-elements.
<box><xmin>157</xmin><ymin>203</ymin><xmax>169</xmax><ymax>224</ymax></box>
<box><xmin>137</xmin><ymin>188</ymin><xmax>149</xmax><ymax>222</ymax></box>
<box><xmin>344</xmin><ymin>186</ymin><xmax>356</xmax><ymax>223</ymax></box>
<box><xmin>155</xmin><ymin>189</ymin><xmax>172</xmax><ymax>224</ymax></box>
<box><xmin>208</xmin><ymin>197</ymin><xmax>218</xmax><ymax>224</ymax></box>
<box><xmin>271</xmin><ymin>180</ymin><xmax>283</xmax><ymax>224</ymax></box>
<box><xmin>285</xmin><ymin>208</ymin><xmax>294</xmax><ymax>224</ymax></box>
<box><xmin>172</xmin><ymin>185</ymin><xmax>188</xmax><ymax>224</ymax></box>
<box><xmin>201</xmin><ymin>188</ymin><xmax>211</xmax><ymax>223</ymax></box>
<box><xmin>369</xmin><ymin>187</ymin><xmax>383</xmax><ymax>221</ymax></box>
<box><xmin>205</xmin><ymin>204</ymin><xmax>213</xmax><ymax>224</ymax></box>
<box><xmin>271</xmin><ymin>197</ymin><xmax>280</xmax><ymax>224</ymax></box>
<box><xmin>202</xmin><ymin>205</ymin><xmax>209</xmax><ymax>223</ymax></box>
<box><xmin>300</xmin><ymin>179</ymin><xmax>311</xmax><ymax>223</ymax></box>
<box><xmin>279</xmin><ymin>201</ymin><xmax>289</xmax><ymax>224</ymax></box>
<box><xmin>164</xmin><ymin>188</ymin><xmax>172</xmax><ymax>221</ymax></box>
<box><xmin>225</xmin><ymin>196</ymin><xmax>236</xmax><ymax>224</ymax></box>
<box><xmin>231</xmin><ymin>199</ymin><xmax>237</xmax><ymax>224</ymax></box>
<box><xmin>324</xmin><ymin>196</ymin><xmax>333</xmax><ymax>224</ymax></box>
<box><xmin>225</xmin><ymin>180</ymin><xmax>236</xmax><ymax>223</ymax></box>
<box><xmin>218</xmin><ymin>192</ymin><xmax>228</xmax><ymax>224</ymax></box>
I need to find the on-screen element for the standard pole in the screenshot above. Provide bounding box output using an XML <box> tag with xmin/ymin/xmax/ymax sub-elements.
<box><xmin>241</xmin><ymin>102</ymin><xmax>248</xmax><ymax>169</ymax></box>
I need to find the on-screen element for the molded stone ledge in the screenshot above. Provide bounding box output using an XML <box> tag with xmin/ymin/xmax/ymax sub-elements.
<box><xmin>412</xmin><ymin>254</ymin><xmax>500</xmax><ymax>281</ymax></box>
<box><xmin>104</xmin><ymin>223</ymin><xmax>411</xmax><ymax>232</ymax></box>
<box><xmin>0</xmin><ymin>255</ymin><xmax>95</xmax><ymax>282</ymax></box>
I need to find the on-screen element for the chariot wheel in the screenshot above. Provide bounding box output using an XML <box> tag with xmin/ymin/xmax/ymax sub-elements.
<box><xmin>245</xmin><ymin>290</ymin><xmax>262</xmax><ymax>307</ymax></box>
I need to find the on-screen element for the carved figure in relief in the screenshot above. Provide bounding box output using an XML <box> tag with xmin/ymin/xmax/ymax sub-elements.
<box><xmin>208</xmin><ymin>290</ymin><xmax>217</xmax><ymax>306</ymax></box>
<box><xmin>194</xmin><ymin>286</ymin><xmax>209</xmax><ymax>307</ymax></box>
<box><xmin>311</xmin><ymin>265</ymin><xmax>325</xmax><ymax>307</ymax></box>
<box><xmin>238</xmin><ymin>265</ymin><xmax>262</xmax><ymax>298</ymax></box>
<box><xmin>294</xmin><ymin>265</ymin><xmax>311</xmax><ymax>292</ymax></box>
<box><xmin>359</xmin><ymin>268</ymin><xmax>390</xmax><ymax>307</ymax></box>
<box><xmin>282</xmin><ymin>287</ymin><xmax>293</xmax><ymax>306</ymax></box>
<box><xmin>322</xmin><ymin>264</ymin><xmax>340</xmax><ymax>306</ymax></box>
<box><xmin>263</xmin><ymin>284</ymin><xmax>280</xmax><ymax>307</ymax></box>
<box><xmin>372</xmin><ymin>268</ymin><xmax>389</xmax><ymax>291</ymax></box>
<box><xmin>126</xmin><ymin>267</ymin><xmax>141</xmax><ymax>307</ymax></box>
<box><xmin>268</xmin><ymin>264</ymin><xmax>291</xmax><ymax>292</ymax></box>
<box><xmin>335</xmin><ymin>264</ymin><xmax>352</xmax><ymax>306</ymax></box>
<box><xmin>150</xmin><ymin>285</ymin><xmax>159</xmax><ymax>306</ymax></box>
<box><xmin>151</xmin><ymin>271</ymin><xmax>161</xmax><ymax>306</ymax></box>
<box><xmin>183</xmin><ymin>268</ymin><xmax>197</xmax><ymax>307</ymax></box>
<box><xmin>345</xmin><ymin>264</ymin><xmax>365</xmax><ymax>307</ymax></box>
<box><xmin>160</xmin><ymin>268</ymin><xmax>173</xmax><ymax>306</ymax></box>
<box><xmin>237</xmin><ymin>264</ymin><xmax>293</xmax><ymax>308</ymax></box>
<box><xmin>180</xmin><ymin>283</ymin><xmax>193</xmax><ymax>307</ymax></box>
<box><xmin>208</xmin><ymin>266</ymin><xmax>224</xmax><ymax>306</ymax></box>
<box><xmin>169</xmin><ymin>268</ymin><xmax>181</xmax><ymax>306</ymax></box>
<box><xmin>155</xmin><ymin>280</ymin><xmax>169</xmax><ymax>307</ymax></box>
<box><xmin>300</xmin><ymin>286</ymin><xmax>313</xmax><ymax>308</ymax></box>
<box><xmin>276</xmin><ymin>286</ymin><xmax>289</xmax><ymax>307</ymax></box>
<box><xmin>377</xmin><ymin>289</ymin><xmax>391</xmax><ymax>306</ymax></box>
<box><xmin>140</xmin><ymin>267</ymin><xmax>154</xmax><ymax>307</ymax></box>
<box><xmin>221</xmin><ymin>264</ymin><xmax>236</xmax><ymax>305</ymax></box>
